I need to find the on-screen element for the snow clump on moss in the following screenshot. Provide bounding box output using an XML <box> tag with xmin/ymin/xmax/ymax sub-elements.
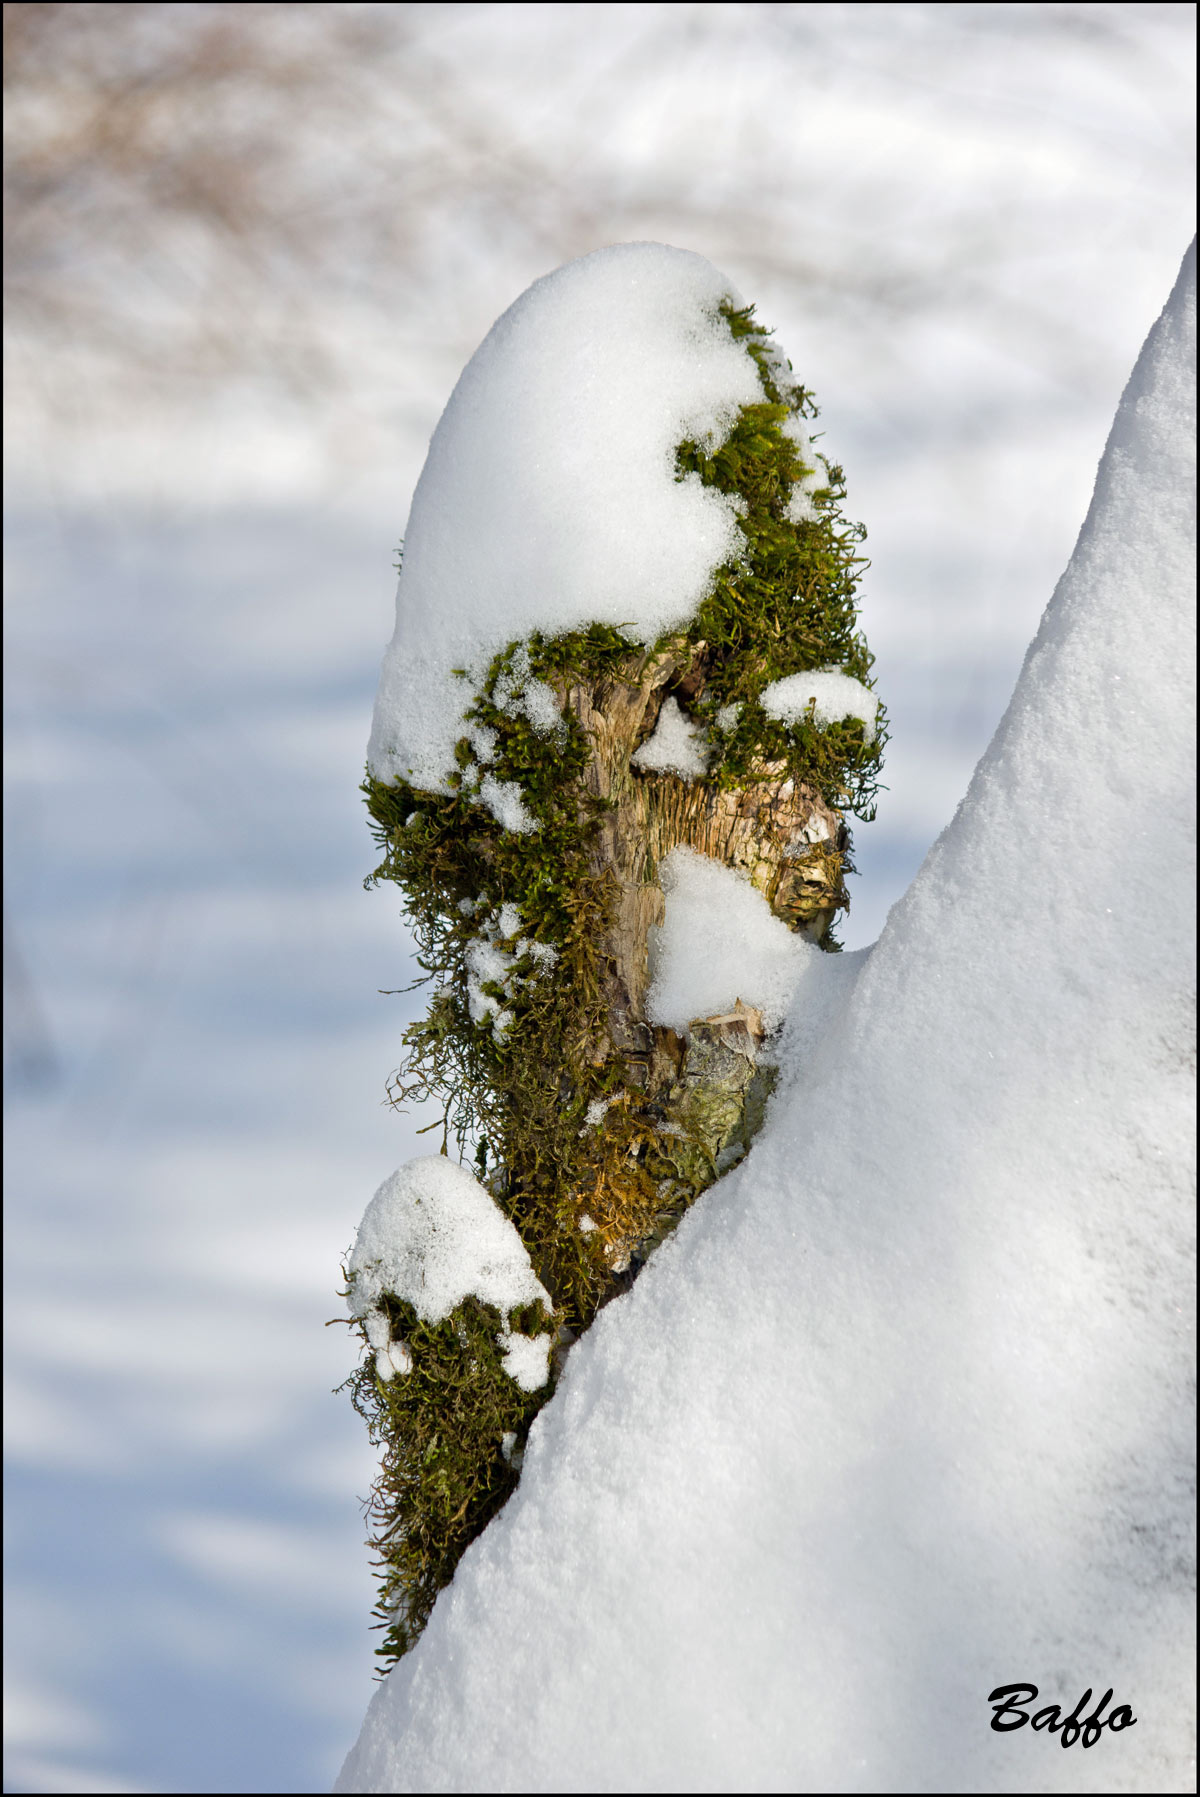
<box><xmin>348</xmin><ymin>1158</ymin><xmax>553</xmax><ymax>1389</ymax></box>
<box><xmin>760</xmin><ymin>667</ymin><xmax>879</xmax><ymax>742</ymax></box>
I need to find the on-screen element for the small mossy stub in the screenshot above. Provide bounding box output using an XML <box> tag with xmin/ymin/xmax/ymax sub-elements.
<box><xmin>338</xmin><ymin>1287</ymin><xmax>556</xmax><ymax>1663</ymax></box>
<box><xmin>349</xmin><ymin>296</ymin><xmax>887</xmax><ymax>1671</ymax></box>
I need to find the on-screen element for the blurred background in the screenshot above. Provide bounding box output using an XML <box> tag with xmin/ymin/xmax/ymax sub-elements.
<box><xmin>3</xmin><ymin>4</ymin><xmax>1195</xmax><ymax>1791</ymax></box>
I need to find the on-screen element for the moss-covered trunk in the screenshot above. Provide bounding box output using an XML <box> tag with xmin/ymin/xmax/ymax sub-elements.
<box><xmin>523</xmin><ymin>640</ymin><xmax>845</xmax><ymax>1284</ymax></box>
<box><xmin>349</xmin><ymin>293</ymin><xmax>886</xmax><ymax>1670</ymax></box>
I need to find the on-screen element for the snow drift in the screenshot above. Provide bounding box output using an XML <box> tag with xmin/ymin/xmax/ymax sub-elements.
<box><xmin>338</xmin><ymin>241</ymin><xmax>1195</xmax><ymax>1794</ymax></box>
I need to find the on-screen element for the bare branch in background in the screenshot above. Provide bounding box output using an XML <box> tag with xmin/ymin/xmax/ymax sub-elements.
<box><xmin>5</xmin><ymin>2</ymin><xmax>417</xmax><ymax>391</ymax></box>
<box><xmin>3</xmin><ymin>2</ymin><xmax>1194</xmax><ymax>491</ymax></box>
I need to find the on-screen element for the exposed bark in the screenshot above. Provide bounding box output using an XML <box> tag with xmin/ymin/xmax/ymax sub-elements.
<box><xmin>551</xmin><ymin>639</ymin><xmax>847</xmax><ymax>1272</ymax></box>
<box><xmin>558</xmin><ymin>642</ymin><xmax>844</xmax><ymax>1038</ymax></box>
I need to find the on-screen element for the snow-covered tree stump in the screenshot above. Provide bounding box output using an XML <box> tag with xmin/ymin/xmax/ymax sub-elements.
<box><xmin>347</xmin><ymin>244</ymin><xmax>886</xmax><ymax>1665</ymax></box>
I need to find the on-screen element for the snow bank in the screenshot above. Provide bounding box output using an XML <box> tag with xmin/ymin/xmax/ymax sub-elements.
<box><xmin>367</xmin><ymin>243</ymin><xmax>761</xmax><ymax>792</ymax></box>
<box><xmin>347</xmin><ymin>1159</ymin><xmax>552</xmax><ymax>1389</ymax></box>
<box><xmin>646</xmin><ymin>846</ymin><xmax>815</xmax><ymax>1033</ymax></box>
<box><xmin>338</xmin><ymin>242</ymin><xmax>1195</xmax><ymax>1793</ymax></box>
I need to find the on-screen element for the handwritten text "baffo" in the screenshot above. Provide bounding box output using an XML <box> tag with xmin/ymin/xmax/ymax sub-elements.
<box><xmin>988</xmin><ymin>1684</ymin><xmax>1137</xmax><ymax>1749</ymax></box>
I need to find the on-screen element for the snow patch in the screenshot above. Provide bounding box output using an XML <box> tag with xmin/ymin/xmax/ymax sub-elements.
<box><xmin>760</xmin><ymin>667</ymin><xmax>878</xmax><ymax>742</ymax></box>
<box><xmin>631</xmin><ymin>695</ymin><xmax>710</xmax><ymax>780</ymax></box>
<box><xmin>492</xmin><ymin>645</ymin><xmax>564</xmax><ymax>739</ymax></box>
<box><xmin>581</xmin><ymin>1098</ymin><xmax>613</xmax><ymax>1132</ymax></box>
<box><xmin>646</xmin><ymin>845</ymin><xmax>815</xmax><ymax>1034</ymax></box>
<box><xmin>464</xmin><ymin>905</ymin><xmax>559</xmax><ymax>1034</ymax></box>
<box><xmin>498</xmin><ymin>1328</ymin><xmax>553</xmax><ymax>1393</ymax></box>
<box><xmin>374</xmin><ymin>1341</ymin><xmax>413</xmax><ymax>1382</ymax></box>
<box><xmin>464</xmin><ymin>938</ymin><xmax>515</xmax><ymax>1030</ymax></box>
<box><xmin>781</xmin><ymin>413</ymin><xmax>826</xmax><ymax>523</ymax></box>
<box><xmin>477</xmin><ymin>774</ymin><xmax>535</xmax><ymax>835</ymax></box>
<box><xmin>465</xmin><ymin>723</ymin><xmax>497</xmax><ymax>765</ymax></box>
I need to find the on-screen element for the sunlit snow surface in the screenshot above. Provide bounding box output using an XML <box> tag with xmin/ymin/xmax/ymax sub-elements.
<box><xmin>337</xmin><ymin>247</ymin><xmax>1195</xmax><ymax>1796</ymax></box>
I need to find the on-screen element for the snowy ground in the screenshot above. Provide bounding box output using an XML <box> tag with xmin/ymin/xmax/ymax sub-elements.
<box><xmin>3</xmin><ymin>507</ymin><xmax>427</xmax><ymax>1794</ymax></box>
<box><xmin>3</xmin><ymin>7</ymin><xmax>1195</xmax><ymax>1793</ymax></box>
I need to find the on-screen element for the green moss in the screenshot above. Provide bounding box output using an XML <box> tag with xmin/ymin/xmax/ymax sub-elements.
<box><xmin>678</xmin><ymin>305</ymin><xmax>885</xmax><ymax>820</ymax></box>
<box><xmin>339</xmin><ymin>1288</ymin><xmax>555</xmax><ymax>1667</ymax></box>
<box><xmin>351</xmin><ymin>294</ymin><xmax>887</xmax><ymax>1670</ymax></box>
